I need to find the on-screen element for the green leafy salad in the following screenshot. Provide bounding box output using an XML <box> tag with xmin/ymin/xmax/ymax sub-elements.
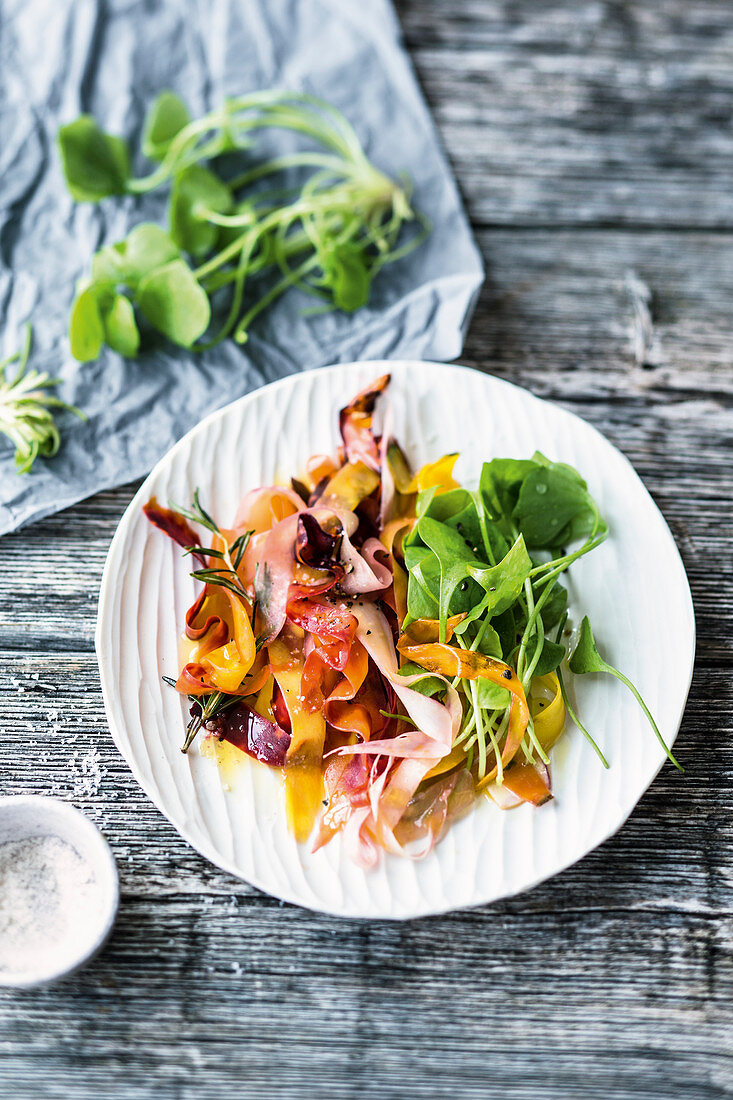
<box><xmin>394</xmin><ymin>445</ymin><xmax>681</xmax><ymax>802</ymax></box>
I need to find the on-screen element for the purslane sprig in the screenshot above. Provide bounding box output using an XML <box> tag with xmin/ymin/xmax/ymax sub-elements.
<box><xmin>58</xmin><ymin>92</ymin><xmax>428</xmax><ymax>360</ymax></box>
<box><xmin>0</xmin><ymin>324</ymin><xmax>85</xmax><ymax>473</ymax></box>
<box><xmin>569</xmin><ymin>615</ymin><xmax>682</xmax><ymax>770</ymax></box>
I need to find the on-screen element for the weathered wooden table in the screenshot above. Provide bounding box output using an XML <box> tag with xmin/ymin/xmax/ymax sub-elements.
<box><xmin>1</xmin><ymin>3</ymin><xmax>731</xmax><ymax>1098</ymax></box>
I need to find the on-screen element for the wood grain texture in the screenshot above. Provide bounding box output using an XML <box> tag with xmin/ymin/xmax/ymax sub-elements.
<box><xmin>398</xmin><ymin>0</ymin><xmax>733</xmax><ymax>229</ymax></box>
<box><xmin>1</xmin><ymin>1</ymin><xmax>732</xmax><ymax>1097</ymax></box>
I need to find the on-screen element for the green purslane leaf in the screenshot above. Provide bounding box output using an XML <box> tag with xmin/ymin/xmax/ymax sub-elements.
<box><xmin>413</xmin><ymin>515</ymin><xmax>484</xmax><ymax>640</ymax></box>
<box><xmin>69</xmin><ymin>285</ymin><xmax>109</xmax><ymax>361</ymax></box>
<box><xmin>169</xmin><ymin>166</ymin><xmax>233</xmax><ymax>257</ymax></box>
<box><xmin>142</xmin><ymin>92</ymin><xmax>191</xmax><ymax>162</ymax></box>
<box><xmin>58</xmin><ymin>116</ymin><xmax>130</xmax><ymax>201</ymax></box>
<box><xmin>92</xmin><ymin>224</ymin><xmax>180</xmax><ymax>291</ymax></box>
<box><xmin>91</xmin><ymin>242</ymin><xmax>129</xmax><ymax>285</ymax></box>
<box><xmin>403</xmin><ymin>547</ymin><xmax>441</xmax><ymax>623</ymax></box>
<box><xmin>137</xmin><ymin>259</ymin><xmax>211</xmax><ymax>346</ymax></box>
<box><xmin>524</xmin><ymin>634</ymin><xmax>565</xmax><ymax>677</ymax></box>
<box><xmin>492</xmin><ymin>606</ymin><xmax>519</xmax><ymax>662</ymax></box>
<box><xmin>569</xmin><ymin>615</ymin><xmax>682</xmax><ymax>770</ymax></box>
<box><xmin>418</xmin><ymin>513</ymin><xmax>479</xmax><ymax>565</ymax></box>
<box><xmin>469</xmin><ymin>489</ymin><xmax>509</xmax><ymax>564</ymax></box>
<box><xmin>321</xmin><ymin>245</ymin><xmax>371</xmax><ymax>312</ymax></box>
<box><xmin>471</xmin><ymin>621</ymin><xmax>503</xmax><ymax>658</ymax></box>
<box><xmin>467</xmin><ymin>535</ymin><xmax>533</xmax><ymax>619</ymax></box>
<box><xmin>476</xmin><ymin>679</ymin><xmax>510</xmax><ymax>710</ymax></box>
<box><xmin>103</xmin><ymin>294</ymin><xmax>140</xmax><ymax>357</ymax></box>
<box><xmin>416</xmin><ymin>485</ymin><xmax>507</xmax><ymax>563</ymax></box>
<box><xmin>568</xmin><ymin>616</ymin><xmax>607</xmax><ymax>675</ymax></box>
<box><xmin>397</xmin><ymin>662</ymin><xmax>446</xmax><ymax>698</ymax></box>
<box><xmin>117</xmin><ymin>224</ymin><xmax>181</xmax><ymax>285</ymax></box>
<box><xmin>514</xmin><ymin>457</ymin><xmax>600</xmax><ymax>550</ymax></box>
<box><xmin>70</xmin><ymin>283</ymin><xmax>141</xmax><ymax>360</ymax></box>
<box><xmin>480</xmin><ymin>458</ymin><xmax>537</xmax><ymax>521</ymax></box>
<box><xmin>413</xmin><ymin>485</ymin><xmax>464</xmax><ymax>525</ymax></box>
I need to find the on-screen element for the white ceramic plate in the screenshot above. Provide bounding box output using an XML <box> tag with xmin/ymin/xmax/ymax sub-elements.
<box><xmin>96</xmin><ymin>361</ymin><xmax>695</xmax><ymax>919</ymax></box>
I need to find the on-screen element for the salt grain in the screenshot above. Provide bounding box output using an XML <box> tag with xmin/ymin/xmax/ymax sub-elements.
<box><xmin>0</xmin><ymin>835</ymin><xmax>101</xmax><ymax>978</ymax></box>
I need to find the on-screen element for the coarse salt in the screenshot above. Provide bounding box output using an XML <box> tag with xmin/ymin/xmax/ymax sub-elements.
<box><xmin>0</xmin><ymin>835</ymin><xmax>102</xmax><ymax>978</ymax></box>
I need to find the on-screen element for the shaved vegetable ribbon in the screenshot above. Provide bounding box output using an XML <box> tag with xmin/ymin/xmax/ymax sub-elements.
<box><xmin>531</xmin><ymin>673</ymin><xmax>566</xmax><ymax>751</ymax></box>
<box><xmin>269</xmin><ymin>637</ymin><xmax>327</xmax><ymax>843</ymax></box>
<box><xmin>396</xmin><ymin>640</ymin><xmax>530</xmax><ymax>787</ymax></box>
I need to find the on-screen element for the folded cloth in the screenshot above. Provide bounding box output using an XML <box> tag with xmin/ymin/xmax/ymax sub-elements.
<box><xmin>0</xmin><ymin>0</ymin><xmax>483</xmax><ymax>535</ymax></box>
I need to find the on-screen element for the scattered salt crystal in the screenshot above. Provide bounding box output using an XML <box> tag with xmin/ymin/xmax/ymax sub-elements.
<box><xmin>78</xmin><ymin>747</ymin><xmax>105</xmax><ymax>797</ymax></box>
<box><xmin>0</xmin><ymin>835</ymin><xmax>102</xmax><ymax>978</ymax></box>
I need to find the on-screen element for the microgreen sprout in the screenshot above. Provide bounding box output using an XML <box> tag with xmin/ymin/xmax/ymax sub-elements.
<box><xmin>0</xmin><ymin>324</ymin><xmax>85</xmax><ymax>473</ymax></box>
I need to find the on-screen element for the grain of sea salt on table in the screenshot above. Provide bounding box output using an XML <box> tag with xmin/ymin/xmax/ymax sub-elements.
<box><xmin>0</xmin><ymin>835</ymin><xmax>101</xmax><ymax>978</ymax></box>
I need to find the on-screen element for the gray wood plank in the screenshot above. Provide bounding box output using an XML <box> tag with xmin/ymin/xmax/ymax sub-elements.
<box><xmin>398</xmin><ymin>0</ymin><xmax>733</xmax><ymax>228</ymax></box>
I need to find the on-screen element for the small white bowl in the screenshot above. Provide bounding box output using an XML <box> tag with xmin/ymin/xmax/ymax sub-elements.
<box><xmin>0</xmin><ymin>796</ymin><xmax>119</xmax><ymax>989</ymax></box>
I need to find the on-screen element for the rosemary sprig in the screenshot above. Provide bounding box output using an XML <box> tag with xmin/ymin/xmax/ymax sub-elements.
<box><xmin>189</xmin><ymin>571</ymin><xmax>250</xmax><ymax>599</ymax></box>
<box><xmin>0</xmin><ymin>324</ymin><xmax>85</xmax><ymax>473</ymax></box>
<box><xmin>230</xmin><ymin>532</ymin><xmax>252</xmax><ymax>571</ymax></box>
<box><xmin>183</xmin><ymin>545</ymin><xmax>227</xmax><ymax>559</ymax></box>
<box><xmin>170</xmin><ymin>489</ymin><xmax>253</xmax><ymax>600</ymax></box>
<box><xmin>161</xmin><ymin>495</ymin><xmax>255</xmax><ymax>752</ymax></box>
<box><xmin>163</xmin><ymin>677</ymin><xmax>240</xmax><ymax>753</ymax></box>
<box><xmin>172</xmin><ymin>488</ymin><xmax>219</xmax><ymax>534</ymax></box>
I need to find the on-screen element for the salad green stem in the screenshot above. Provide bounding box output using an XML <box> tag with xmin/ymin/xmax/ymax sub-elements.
<box><xmin>553</xmin><ymin>615</ymin><xmax>609</xmax><ymax>767</ymax></box>
<box><xmin>234</xmin><ymin>254</ymin><xmax>321</xmax><ymax>342</ymax></box>
<box><xmin>556</xmin><ymin>665</ymin><xmax>609</xmax><ymax>768</ymax></box>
